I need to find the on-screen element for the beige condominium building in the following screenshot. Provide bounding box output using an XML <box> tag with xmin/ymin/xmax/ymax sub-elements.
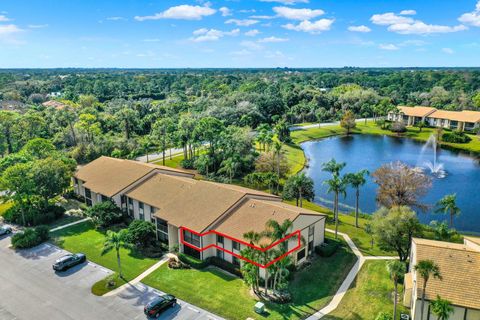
<box><xmin>403</xmin><ymin>237</ymin><xmax>480</xmax><ymax>320</ymax></box>
<box><xmin>387</xmin><ymin>106</ymin><xmax>480</xmax><ymax>132</ymax></box>
<box><xmin>73</xmin><ymin>156</ymin><xmax>326</xmax><ymax>269</ymax></box>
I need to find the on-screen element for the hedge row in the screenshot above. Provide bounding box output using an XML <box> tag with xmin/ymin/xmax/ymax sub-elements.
<box><xmin>178</xmin><ymin>253</ymin><xmax>242</xmax><ymax>277</ymax></box>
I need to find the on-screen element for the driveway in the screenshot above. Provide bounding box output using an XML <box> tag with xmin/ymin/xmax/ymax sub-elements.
<box><xmin>0</xmin><ymin>235</ymin><xmax>223</xmax><ymax>320</ymax></box>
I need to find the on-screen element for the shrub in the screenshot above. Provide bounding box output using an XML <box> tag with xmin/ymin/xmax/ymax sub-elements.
<box><xmin>442</xmin><ymin>131</ymin><xmax>472</xmax><ymax>144</ymax></box>
<box><xmin>180</xmin><ymin>158</ymin><xmax>195</xmax><ymax>169</ymax></box>
<box><xmin>375</xmin><ymin>312</ymin><xmax>393</xmax><ymax>320</ymax></box>
<box><xmin>125</xmin><ymin>220</ymin><xmax>156</xmax><ymax>248</ymax></box>
<box><xmin>315</xmin><ymin>238</ymin><xmax>341</xmax><ymax>257</ymax></box>
<box><xmin>168</xmin><ymin>257</ymin><xmax>191</xmax><ymax>269</ymax></box>
<box><xmin>85</xmin><ymin>200</ymin><xmax>123</xmax><ymax>228</ymax></box>
<box><xmin>208</xmin><ymin>256</ymin><xmax>242</xmax><ymax>277</ymax></box>
<box><xmin>178</xmin><ymin>253</ymin><xmax>209</xmax><ymax>269</ymax></box>
<box><xmin>11</xmin><ymin>225</ymin><xmax>50</xmax><ymax>249</ymax></box>
<box><xmin>3</xmin><ymin>204</ymin><xmax>65</xmax><ymax>226</ymax></box>
<box><xmin>390</xmin><ymin>121</ymin><xmax>406</xmax><ymax>133</ymax></box>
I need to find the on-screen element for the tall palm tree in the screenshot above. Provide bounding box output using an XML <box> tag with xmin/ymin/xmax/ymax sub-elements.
<box><xmin>345</xmin><ymin>169</ymin><xmax>369</xmax><ymax>228</ymax></box>
<box><xmin>243</xmin><ymin>231</ymin><xmax>262</xmax><ymax>293</ymax></box>
<box><xmin>273</xmin><ymin>141</ymin><xmax>282</xmax><ymax>194</ymax></box>
<box><xmin>322</xmin><ymin>158</ymin><xmax>346</xmax><ymax>177</ymax></box>
<box><xmin>324</xmin><ymin>175</ymin><xmax>347</xmax><ymax>239</ymax></box>
<box><xmin>430</xmin><ymin>295</ymin><xmax>454</xmax><ymax>320</ymax></box>
<box><xmin>414</xmin><ymin>260</ymin><xmax>442</xmax><ymax>320</ymax></box>
<box><xmin>265</xmin><ymin>219</ymin><xmax>293</xmax><ymax>253</ymax></box>
<box><xmin>102</xmin><ymin>229</ymin><xmax>131</xmax><ymax>279</ymax></box>
<box><xmin>435</xmin><ymin>194</ymin><xmax>460</xmax><ymax>228</ymax></box>
<box><xmin>387</xmin><ymin>260</ymin><xmax>406</xmax><ymax>320</ymax></box>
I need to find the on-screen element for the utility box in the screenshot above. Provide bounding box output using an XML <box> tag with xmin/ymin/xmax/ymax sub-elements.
<box><xmin>254</xmin><ymin>302</ymin><xmax>265</xmax><ymax>314</ymax></box>
<box><xmin>400</xmin><ymin>314</ymin><xmax>410</xmax><ymax>320</ymax></box>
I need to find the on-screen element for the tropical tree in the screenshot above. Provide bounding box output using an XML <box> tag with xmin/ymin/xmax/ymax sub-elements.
<box><xmin>430</xmin><ymin>295</ymin><xmax>454</xmax><ymax>320</ymax></box>
<box><xmin>340</xmin><ymin>110</ymin><xmax>356</xmax><ymax>135</ymax></box>
<box><xmin>414</xmin><ymin>260</ymin><xmax>442</xmax><ymax>320</ymax></box>
<box><xmin>265</xmin><ymin>219</ymin><xmax>293</xmax><ymax>253</ymax></box>
<box><xmin>435</xmin><ymin>194</ymin><xmax>460</xmax><ymax>228</ymax></box>
<box><xmin>282</xmin><ymin>173</ymin><xmax>315</xmax><ymax>207</ymax></box>
<box><xmin>345</xmin><ymin>169</ymin><xmax>369</xmax><ymax>228</ymax></box>
<box><xmin>241</xmin><ymin>230</ymin><xmax>262</xmax><ymax>293</ymax></box>
<box><xmin>429</xmin><ymin>221</ymin><xmax>456</xmax><ymax>241</ymax></box>
<box><xmin>387</xmin><ymin>260</ymin><xmax>406</xmax><ymax>320</ymax></box>
<box><xmin>151</xmin><ymin>117</ymin><xmax>175</xmax><ymax>166</ymax></box>
<box><xmin>101</xmin><ymin>229</ymin><xmax>131</xmax><ymax>279</ymax></box>
<box><xmin>322</xmin><ymin>158</ymin><xmax>346</xmax><ymax>176</ymax></box>
<box><xmin>324</xmin><ymin>174</ymin><xmax>347</xmax><ymax>239</ymax></box>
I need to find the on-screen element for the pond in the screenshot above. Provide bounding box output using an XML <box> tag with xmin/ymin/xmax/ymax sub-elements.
<box><xmin>302</xmin><ymin>134</ymin><xmax>480</xmax><ymax>233</ymax></box>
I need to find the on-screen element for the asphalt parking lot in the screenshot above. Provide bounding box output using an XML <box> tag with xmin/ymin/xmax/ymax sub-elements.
<box><xmin>0</xmin><ymin>233</ymin><xmax>223</xmax><ymax>320</ymax></box>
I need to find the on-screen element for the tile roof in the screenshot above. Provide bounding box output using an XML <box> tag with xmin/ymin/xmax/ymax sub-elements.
<box><xmin>427</xmin><ymin>110</ymin><xmax>480</xmax><ymax>123</ymax></box>
<box><xmin>126</xmin><ymin>172</ymin><xmax>279</xmax><ymax>232</ymax></box>
<box><xmin>75</xmin><ymin>156</ymin><xmax>193</xmax><ymax>197</ymax></box>
<box><xmin>397</xmin><ymin>106</ymin><xmax>437</xmax><ymax>118</ymax></box>
<box><xmin>412</xmin><ymin>238</ymin><xmax>480</xmax><ymax>310</ymax></box>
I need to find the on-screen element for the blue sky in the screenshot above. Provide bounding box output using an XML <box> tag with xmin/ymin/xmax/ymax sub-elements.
<box><xmin>1</xmin><ymin>0</ymin><xmax>480</xmax><ymax>68</ymax></box>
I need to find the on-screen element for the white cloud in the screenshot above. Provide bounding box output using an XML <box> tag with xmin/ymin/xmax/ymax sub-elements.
<box><xmin>28</xmin><ymin>24</ymin><xmax>48</xmax><ymax>29</ymax></box>
<box><xmin>0</xmin><ymin>24</ymin><xmax>22</xmax><ymax>36</ymax></box>
<box><xmin>388</xmin><ymin>22</ymin><xmax>467</xmax><ymax>35</ymax></box>
<box><xmin>379</xmin><ymin>43</ymin><xmax>399</xmax><ymax>50</ymax></box>
<box><xmin>239</xmin><ymin>9</ymin><xmax>256</xmax><ymax>13</ymax></box>
<box><xmin>400</xmin><ymin>10</ymin><xmax>417</xmax><ymax>15</ymax></box>
<box><xmin>458</xmin><ymin>1</ymin><xmax>480</xmax><ymax>27</ymax></box>
<box><xmin>260</xmin><ymin>0</ymin><xmax>309</xmax><ymax>4</ymax></box>
<box><xmin>250</xmin><ymin>15</ymin><xmax>276</xmax><ymax>20</ymax></box>
<box><xmin>282</xmin><ymin>19</ymin><xmax>334</xmax><ymax>34</ymax></box>
<box><xmin>190</xmin><ymin>28</ymin><xmax>240</xmax><ymax>42</ymax></box>
<box><xmin>273</xmin><ymin>6</ymin><xmax>324</xmax><ymax>20</ymax></box>
<box><xmin>0</xmin><ymin>15</ymin><xmax>11</xmax><ymax>22</ymax></box>
<box><xmin>219</xmin><ymin>7</ymin><xmax>232</xmax><ymax>17</ymax></box>
<box><xmin>245</xmin><ymin>29</ymin><xmax>260</xmax><ymax>37</ymax></box>
<box><xmin>372</xmin><ymin>11</ymin><xmax>467</xmax><ymax>35</ymax></box>
<box><xmin>106</xmin><ymin>16</ymin><xmax>125</xmax><ymax>21</ymax></box>
<box><xmin>225</xmin><ymin>19</ymin><xmax>259</xmax><ymax>26</ymax></box>
<box><xmin>442</xmin><ymin>47</ymin><xmax>454</xmax><ymax>54</ymax></box>
<box><xmin>348</xmin><ymin>25</ymin><xmax>371</xmax><ymax>32</ymax></box>
<box><xmin>135</xmin><ymin>5</ymin><xmax>216</xmax><ymax>21</ymax></box>
<box><xmin>371</xmin><ymin>12</ymin><xmax>414</xmax><ymax>25</ymax></box>
<box><xmin>258</xmin><ymin>36</ymin><xmax>289</xmax><ymax>42</ymax></box>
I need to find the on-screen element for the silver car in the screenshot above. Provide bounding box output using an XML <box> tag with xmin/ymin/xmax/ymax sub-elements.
<box><xmin>0</xmin><ymin>225</ymin><xmax>12</xmax><ymax>236</ymax></box>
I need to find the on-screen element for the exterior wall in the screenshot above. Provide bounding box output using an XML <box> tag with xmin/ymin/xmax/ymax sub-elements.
<box><xmin>464</xmin><ymin>238</ymin><xmax>480</xmax><ymax>251</ymax></box>
<box><xmin>412</xmin><ymin>299</ymin><xmax>477</xmax><ymax>320</ymax></box>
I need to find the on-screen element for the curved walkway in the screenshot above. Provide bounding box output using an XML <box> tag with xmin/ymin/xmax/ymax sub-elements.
<box><xmin>306</xmin><ymin>228</ymin><xmax>396</xmax><ymax>320</ymax></box>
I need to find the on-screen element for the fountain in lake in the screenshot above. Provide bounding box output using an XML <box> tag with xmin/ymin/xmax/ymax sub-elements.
<box><xmin>418</xmin><ymin>134</ymin><xmax>447</xmax><ymax>178</ymax></box>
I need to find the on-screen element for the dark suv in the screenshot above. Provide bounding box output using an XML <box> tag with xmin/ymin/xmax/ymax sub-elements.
<box><xmin>144</xmin><ymin>294</ymin><xmax>177</xmax><ymax>318</ymax></box>
<box><xmin>52</xmin><ymin>253</ymin><xmax>86</xmax><ymax>271</ymax></box>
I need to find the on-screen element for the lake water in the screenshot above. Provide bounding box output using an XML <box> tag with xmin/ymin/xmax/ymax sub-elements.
<box><xmin>302</xmin><ymin>135</ymin><xmax>480</xmax><ymax>233</ymax></box>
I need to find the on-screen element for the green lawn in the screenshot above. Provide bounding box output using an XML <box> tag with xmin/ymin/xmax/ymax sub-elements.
<box><xmin>324</xmin><ymin>260</ymin><xmax>408</xmax><ymax>320</ymax></box>
<box><xmin>152</xmin><ymin>152</ymin><xmax>184</xmax><ymax>168</ymax></box>
<box><xmin>0</xmin><ymin>202</ymin><xmax>13</xmax><ymax>217</ymax></box>
<box><xmin>50</xmin><ymin>221</ymin><xmax>158</xmax><ymax>283</ymax></box>
<box><xmin>143</xmin><ymin>234</ymin><xmax>357</xmax><ymax>320</ymax></box>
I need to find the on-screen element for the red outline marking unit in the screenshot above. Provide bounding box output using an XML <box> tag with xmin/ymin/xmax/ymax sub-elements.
<box><xmin>179</xmin><ymin>227</ymin><xmax>301</xmax><ymax>269</ymax></box>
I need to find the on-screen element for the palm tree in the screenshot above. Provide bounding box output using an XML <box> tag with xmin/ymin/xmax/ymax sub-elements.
<box><xmin>273</xmin><ymin>141</ymin><xmax>282</xmax><ymax>194</ymax></box>
<box><xmin>435</xmin><ymin>194</ymin><xmax>460</xmax><ymax>228</ymax></box>
<box><xmin>283</xmin><ymin>173</ymin><xmax>314</xmax><ymax>207</ymax></box>
<box><xmin>324</xmin><ymin>175</ymin><xmax>347</xmax><ymax>239</ymax></box>
<box><xmin>345</xmin><ymin>169</ymin><xmax>369</xmax><ymax>228</ymax></box>
<box><xmin>102</xmin><ymin>230</ymin><xmax>131</xmax><ymax>279</ymax></box>
<box><xmin>387</xmin><ymin>260</ymin><xmax>406</xmax><ymax>320</ymax></box>
<box><xmin>265</xmin><ymin>219</ymin><xmax>293</xmax><ymax>253</ymax></box>
<box><xmin>322</xmin><ymin>158</ymin><xmax>346</xmax><ymax>177</ymax></box>
<box><xmin>430</xmin><ymin>295</ymin><xmax>454</xmax><ymax>320</ymax></box>
<box><xmin>243</xmin><ymin>231</ymin><xmax>262</xmax><ymax>293</ymax></box>
<box><xmin>219</xmin><ymin>157</ymin><xmax>240</xmax><ymax>183</ymax></box>
<box><xmin>414</xmin><ymin>260</ymin><xmax>442</xmax><ymax>320</ymax></box>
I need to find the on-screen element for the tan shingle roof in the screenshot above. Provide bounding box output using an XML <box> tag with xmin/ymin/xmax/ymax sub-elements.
<box><xmin>42</xmin><ymin>100</ymin><xmax>66</xmax><ymax>110</ymax></box>
<box><xmin>464</xmin><ymin>236</ymin><xmax>480</xmax><ymax>246</ymax></box>
<box><xmin>397</xmin><ymin>106</ymin><xmax>437</xmax><ymax>118</ymax></box>
<box><xmin>126</xmin><ymin>173</ymin><xmax>278</xmax><ymax>232</ymax></box>
<box><xmin>412</xmin><ymin>238</ymin><xmax>480</xmax><ymax>310</ymax></box>
<box><xmin>428</xmin><ymin>110</ymin><xmax>480</xmax><ymax>123</ymax></box>
<box><xmin>214</xmin><ymin>198</ymin><xmax>324</xmax><ymax>240</ymax></box>
<box><xmin>75</xmin><ymin>156</ymin><xmax>193</xmax><ymax>197</ymax></box>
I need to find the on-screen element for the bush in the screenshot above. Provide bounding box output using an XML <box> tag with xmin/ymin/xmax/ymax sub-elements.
<box><xmin>180</xmin><ymin>158</ymin><xmax>195</xmax><ymax>169</ymax></box>
<box><xmin>315</xmin><ymin>238</ymin><xmax>341</xmax><ymax>257</ymax></box>
<box><xmin>168</xmin><ymin>257</ymin><xmax>191</xmax><ymax>269</ymax></box>
<box><xmin>178</xmin><ymin>253</ymin><xmax>209</xmax><ymax>269</ymax></box>
<box><xmin>3</xmin><ymin>204</ymin><xmax>65</xmax><ymax>226</ymax></box>
<box><xmin>390</xmin><ymin>121</ymin><xmax>406</xmax><ymax>133</ymax></box>
<box><xmin>442</xmin><ymin>131</ymin><xmax>472</xmax><ymax>144</ymax></box>
<box><xmin>125</xmin><ymin>220</ymin><xmax>156</xmax><ymax>248</ymax></box>
<box><xmin>11</xmin><ymin>225</ymin><xmax>50</xmax><ymax>249</ymax></box>
<box><xmin>208</xmin><ymin>256</ymin><xmax>242</xmax><ymax>277</ymax></box>
<box><xmin>375</xmin><ymin>312</ymin><xmax>393</xmax><ymax>320</ymax></box>
<box><xmin>85</xmin><ymin>200</ymin><xmax>124</xmax><ymax>228</ymax></box>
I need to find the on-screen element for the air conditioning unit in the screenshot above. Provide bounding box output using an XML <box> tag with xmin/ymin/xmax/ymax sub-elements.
<box><xmin>254</xmin><ymin>302</ymin><xmax>265</xmax><ymax>314</ymax></box>
<box><xmin>400</xmin><ymin>313</ymin><xmax>410</xmax><ymax>320</ymax></box>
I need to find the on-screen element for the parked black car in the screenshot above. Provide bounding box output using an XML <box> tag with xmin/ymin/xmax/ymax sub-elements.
<box><xmin>144</xmin><ymin>294</ymin><xmax>177</xmax><ymax>318</ymax></box>
<box><xmin>52</xmin><ymin>253</ymin><xmax>86</xmax><ymax>271</ymax></box>
<box><xmin>0</xmin><ymin>225</ymin><xmax>12</xmax><ymax>236</ymax></box>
